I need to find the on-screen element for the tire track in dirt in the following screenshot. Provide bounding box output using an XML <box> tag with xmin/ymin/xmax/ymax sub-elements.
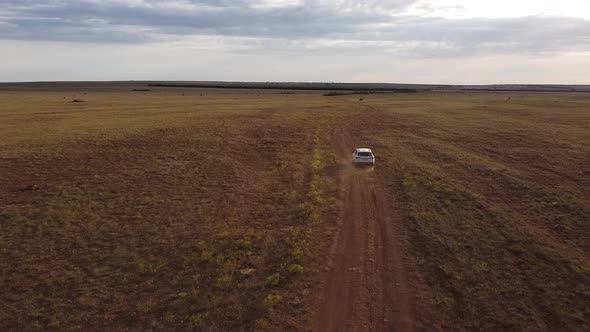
<box><xmin>315</xmin><ymin>106</ymin><xmax>414</xmax><ymax>331</ymax></box>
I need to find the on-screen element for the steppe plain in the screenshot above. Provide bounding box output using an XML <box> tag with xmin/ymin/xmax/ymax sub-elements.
<box><xmin>1</xmin><ymin>83</ymin><xmax>589</xmax><ymax>331</ymax></box>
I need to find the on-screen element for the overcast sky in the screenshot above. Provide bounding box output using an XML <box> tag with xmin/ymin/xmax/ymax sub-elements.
<box><xmin>1</xmin><ymin>0</ymin><xmax>590</xmax><ymax>83</ymax></box>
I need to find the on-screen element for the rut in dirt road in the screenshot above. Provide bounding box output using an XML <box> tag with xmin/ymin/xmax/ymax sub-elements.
<box><xmin>314</xmin><ymin>114</ymin><xmax>414</xmax><ymax>332</ymax></box>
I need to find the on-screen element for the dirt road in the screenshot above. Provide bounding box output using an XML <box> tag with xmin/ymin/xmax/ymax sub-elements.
<box><xmin>314</xmin><ymin>113</ymin><xmax>415</xmax><ymax>331</ymax></box>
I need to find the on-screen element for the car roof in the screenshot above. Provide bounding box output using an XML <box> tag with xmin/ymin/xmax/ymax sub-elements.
<box><xmin>356</xmin><ymin>148</ymin><xmax>373</xmax><ymax>152</ymax></box>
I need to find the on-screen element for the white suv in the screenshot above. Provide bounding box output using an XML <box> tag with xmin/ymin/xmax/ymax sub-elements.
<box><xmin>352</xmin><ymin>148</ymin><xmax>375</xmax><ymax>166</ymax></box>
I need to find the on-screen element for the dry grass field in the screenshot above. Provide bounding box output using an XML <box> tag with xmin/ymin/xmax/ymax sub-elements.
<box><xmin>351</xmin><ymin>93</ymin><xmax>590</xmax><ymax>331</ymax></box>
<box><xmin>1</xmin><ymin>86</ymin><xmax>589</xmax><ymax>331</ymax></box>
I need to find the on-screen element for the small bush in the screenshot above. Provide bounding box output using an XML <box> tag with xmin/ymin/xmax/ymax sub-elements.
<box><xmin>199</xmin><ymin>250</ymin><xmax>214</xmax><ymax>263</ymax></box>
<box><xmin>288</xmin><ymin>264</ymin><xmax>304</xmax><ymax>274</ymax></box>
<box><xmin>216</xmin><ymin>274</ymin><xmax>233</xmax><ymax>289</ymax></box>
<box><xmin>188</xmin><ymin>313</ymin><xmax>209</xmax><ymax>328</ymax></box>
<box><xmin>254</xmin><ymin>318</ymin><xmax>271</xmax><ymax>331</ymax></box>
<box><xmin>263</xmin><ymin>292</ymin><xmax>282</xmax><ymax>307</ymax></box>
<box><xmin>290</xmin><ymin>248</ymin><xmax>304</xmax><ymax>260</ymax></box>
<box><xmin>265</xmin><ymin>273</ymin><xmax>280</xmax><ymax>287</ymax></box>
<box><xmin>235</xmin><ymin>237</ymin><xmax>252</xmax><ymax>250</ymax></box>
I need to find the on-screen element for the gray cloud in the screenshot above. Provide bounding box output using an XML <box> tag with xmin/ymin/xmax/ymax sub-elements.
<box><xmin>0</xmin><ymin>0</ymin><xmax>589</xmax><ymax>57</ymax></box>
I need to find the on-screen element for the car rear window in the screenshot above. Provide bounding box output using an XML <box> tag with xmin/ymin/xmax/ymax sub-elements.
<box><xmin>358</xmin><ymin>152</ymin><xmax>372</xmax><ymax>156</ymax></box>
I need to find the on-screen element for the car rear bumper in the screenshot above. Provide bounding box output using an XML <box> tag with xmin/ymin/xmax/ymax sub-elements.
<box><xmin>353</xmin><ymin>160</ymin><xmax>375</xmax><ymax>166</ymax></box>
